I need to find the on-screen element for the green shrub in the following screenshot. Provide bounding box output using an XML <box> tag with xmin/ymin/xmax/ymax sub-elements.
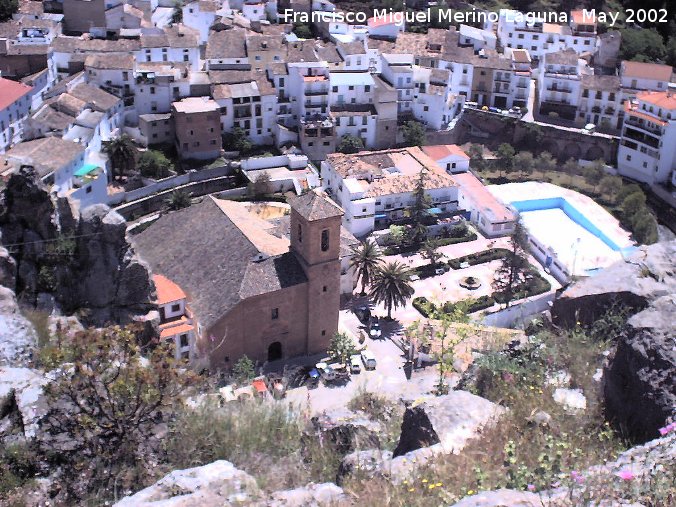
<box><xmin>448</xmin><ymin>248</ymin><xmax>510</xmax><ymax>269</ymax></box>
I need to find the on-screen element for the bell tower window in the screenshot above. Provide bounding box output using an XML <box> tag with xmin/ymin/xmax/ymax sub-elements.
<box><xmin>321</xmin><ymin>229</ymin><xmax>329</xmax><ymax>251</ymax></box>
<box><xmin>297</xmin><ymin>223</ymin><xmax>302</xmax><ymax>243</ymax></box>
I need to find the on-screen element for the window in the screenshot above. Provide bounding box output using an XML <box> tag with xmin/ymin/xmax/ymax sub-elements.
<box><xmin>321</xmin><ymin>229</ymin><xmax>329</xmax><ymax>251</ymax></box>
<box><xmin>323</xmin><ymin>286</ymin><xmax>327</xmax><ymax>292</ymax></box>
<box><xmin>85</xmin><ymin>186</ymin><xmax>92</xmax><ymax>194</ymax></box>
<box><xmin>171</xmin><ymin>303</ymin><xmax>180</xmax><ymax>312</ymax></box>
<box><xmin>365</xmin><ymin>85</ymin><xmax>370</xmax><ymax>92</ymax></box>
<box><xmin>180</xmin><ymin>334</ymin><xmax>189</xmax><ymax>348</ymax></box>
<box><xmin>348</xmin><ymin>85</ymin><xmax>354</xmax><ymax>90</ymax></box>
<box><xmin>332</xmin><ymin>86</ymin><xmax>338</xmax><ymax>92</ymax></box>
<box><xmin>297</xmin><ymin>223</ymin><xmax>302</xmax><ymax>243</ymax></box>
<box><xmin>321</xmin><ymin>330</ymin><xmax>326</xmax><ymax>336</ymax></box>
<box><xmin>271</xmin><ymin>308</ymin><xmax>279</xmax><ymax>319</ymax></box>
<box><xmin>626</xmin><ymin>155</ymin><xmax>631</xmax><ymax>161</ymax></box>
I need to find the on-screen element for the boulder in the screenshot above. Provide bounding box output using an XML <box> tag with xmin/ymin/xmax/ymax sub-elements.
<box><xmin>113</xmin><ymin>460</ymin><xmax>259</xmax><ymax>507</ymax></box>
<box><xmin>0</xmin><ymin>367</ymin><xmax>48</xmax><ymax>439</ymax></box>
<box><xmin>449</xmin><ymin>489</ymin><xmax>542</xmax><ymax>507</ymax></box>
<box><xmin>310</xmin><ymin>408</ymin><xmax>382</xmax><ymax>454</ymax></box>
<box><xmin>550</xmin><ymin>241</ymin><xmax>676</xmax><ymax>443</ymax></box>
<box><xmin>603</xmin><ymin>295</ymin><xmax>676</xmax><ymax>442</ymax></box>
<box><xmin>0</xmin><ymin>245</ymin><xmax>16</xmax><ymax>289</ymax></box>
<box><xmin>393</xmin><ymin>391</ymin><xmax>505</xmax><ymax>457</ymax></box>
<box><xmin>553</xmin><ymin>388</ymin><xmax>587</xmax><ymax>412</ymax></box>
<box><xmin>337</xmin><ymin>449</ymin><xmax>393</xmax><ymax>485</ymax></box>
<box><xmin>267</xmin><ymin>482</ymin><xmax>346</xmax><ymax>506</ymax></box>
<box><xmin>0</xmin><ymin>287</ymin><xmax>37</xmax><ymax>367</ymax></box>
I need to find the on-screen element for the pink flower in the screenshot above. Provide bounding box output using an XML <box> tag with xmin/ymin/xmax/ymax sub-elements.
<box><xmin>616</xmin><ymin>469</ymin><xmax>635</xmax><ymax>481</ymax></box>
<box><xmin>570</xmin><ymin>470</ymin><xmax>584</xmax><ymax>484</ymax></box>
<box><xmin>658</xmin><ymin>422</ymin><xmax>675</xmax><ymax>436</ymax></box>
<box><xmin>527</xmin><ymin>484</ymin><xmax>535</xmax><ymax>491</ymax></box>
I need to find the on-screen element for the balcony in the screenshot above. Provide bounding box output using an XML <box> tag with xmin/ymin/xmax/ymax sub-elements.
<box><xmin>494</xmin><ymin>75</ymin><xmax>511</xmax><ymax>83</ymax></box>
<box><xmin>625</xmin><ymin>116</ymin><xmax>663</xmax><ymax>136</ymax></box>
<box><xmin>305</xmin><ymin>88</ymin><xmax>328</xmax><ymax>96</ymax></box>
<box><xmin>516</xmin><ymin>81</ymin><xmax>528</xmax><ymax>88</ymax></box>
<box><xmin>623</xmin><ymin>127</ymin><xmax>660</xmax><ymax>149</ymax></box>
<box><xmin>546</xmin><ymin>86</ymin><xmax>573</xmax><ymax>93</ymax></box>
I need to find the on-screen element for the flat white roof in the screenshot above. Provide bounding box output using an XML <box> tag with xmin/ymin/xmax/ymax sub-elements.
<box><xmin>329</xmin><ymin>72</ymin><xmax>375</xmax><ymax>87</ymax></box>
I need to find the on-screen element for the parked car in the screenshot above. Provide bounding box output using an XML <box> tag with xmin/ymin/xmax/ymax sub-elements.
<box><xmin>307</xmin><ymin>368</ymin><xmax>320</xmax><ymax>389</ymax></box>
<box><xmin>488</xmin><ymin>107</ymin><xmax>502</xmax><ymax>114</ymax></box>
<box><xmin>509</xmin><ymin>106</ymin><xmax>522</xmax><ymax>115</ymax></box>
<box><xmin>361</xmin><ymin>349</ymin><xmax>377</xmax><ymax>370</ymax></box>
<box><xmin>410</xmin><ymin>274</ymin><xmax>420</xmax><ymax>281</ymax></box>
<box><xmin>350</xmin><ymin>355</ymin><xmax>362</xmax><ymax>374</ymax></box>
<box><xmin>369</xmin><ymin>320</ymin><xmax>382</xmax><ymax>339</ymax></box>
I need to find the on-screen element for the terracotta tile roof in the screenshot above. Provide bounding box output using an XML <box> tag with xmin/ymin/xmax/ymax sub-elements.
<box><xmin>51</xmin><ymin>36</ymin><xmax>141</xmax><ymax>53</ymax></box>
<box><xmin>153</xmin><ymin>274</ymin><xmax>186</xmax><ymax>305</ymax></box>
<box><xmin>68</xmin><ymin>83</ymin><xmax>122</xmax><ymax>111</ymax></box>
<box><xmin>363</xmin><ymin>169</ymin><xmax>456</xmax><ymax>198</ymax></box>
<box><xmin>0</xmin><ymin>77</ymin><xmax>32</xmax><ymax>111</ymax></box>
<box><xmin>422</xmin><ymin>144</ymin><xmax>469</xmax><ymax>161</ymax></box>
<box><xmin>206</xmin><ymin>29</ymin><xmax>246</xmax><ymax>59</ymax></box>
<box><xmin>636</xmin><ymin>90</ymin><xmax>676</xmax><ymax>110</ymax></box>
<box><xmin>452</xmin><ymin>172</ymin><xmax>516</xmax><ymax>222</ymax></box>
<box><xmin>511</xmin><ymin>49</ymin><xmax>531</xmax><ymax>63</ymax></box>
<box><xmin>288</xmin><ymin>189</ymin><xmax>343</xmax><ymax>221</ymax></box>
<box><xmin>623</xmin><ymin>101</ymin><xmax>667</xmax><ymax>126</ymax></box>
<box><xmin>571</xmin><ymin>9</ymin><xmax>595</xmax><ymax>25</ymax></box>
<box><xmin>141</xmin><ymin>25</ymin><xmax>199</xmax><ymax>49</ymax></box>
<box><xmin>159</xmin><ymin>318</ymin><xmax>194</xmax><ymax>339</ymax></box>
<box><xmin>620</xmin><ymin>61</ymin><xmax>673</xmax><ymax>81</ymax></box>
<box><xmin>0</xmin><ymin>137</ymin><xmax>84</xmax><ymax>178</ymax></box>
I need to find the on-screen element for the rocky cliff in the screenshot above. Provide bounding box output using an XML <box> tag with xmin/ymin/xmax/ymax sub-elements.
<box><xmin>551</xmin><ymin>240</ymin><xmax>675</xmax><ymax>443</ymax></box>
<box><xmin>0</xmin><ymin>167</ymin><xmax>155</xmax><ymax>326</ymax></box>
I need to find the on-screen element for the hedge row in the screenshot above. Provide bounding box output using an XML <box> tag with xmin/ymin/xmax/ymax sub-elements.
<box><xmin>448</xmin><ymin>248</ymin><xmax>511</xmax><ymax>269</ymax></box>
<box><xmin>383</xmin><ymin>232</ymin><xmax>478</xmax><ymax>256</ymax></box>
<box><xmin>413</xmin><ymin>263</ymin><xmax>449</xmax><ymax>279</ymax></box>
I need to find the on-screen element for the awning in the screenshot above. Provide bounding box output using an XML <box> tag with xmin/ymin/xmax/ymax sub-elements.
<box><xmin>74</xmin><ymin>163</ymin><xmax>99</xmax><ymax>177</ymax></box>
<box><xmin>375</xmin><ymin>214</ymin><xmax>387</xmax><ymax>219</ymax></box>
<box><xmin>427</xmin><ymin>207</ymin><xmax>443</xmax><ymax>214</ymax></box>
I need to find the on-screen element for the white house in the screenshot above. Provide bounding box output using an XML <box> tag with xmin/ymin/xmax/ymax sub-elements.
<box><xmin>138</xmin><ymin>25</ymin><xmax>201</xmax><ymax>69</ymax></box>
<box><xmin>578</xmin><ymin>74</ymin><xmax>622</xmax><ymax>130</ymax></box>
<box><xmin>422</xmin><ymin>145</ymin><xmax>470</xmax><ymax>174</ymax></box>
<box><xmin>458</xmin><ymin>24</ymin><xmax>497</xmax><ymax>52</ymax></box>
<box><xmin>133</xmin><ymin>62</ymin><xmax>193</xmax><ymax>115</ymax></box>
<box><xmin>154</xmin><ymin>274</ymin><xmax>195</xmax><ymax>360</ymax></box>
<box><xmin>321</xmin><ymin>147</ymin><xmax>459</xmax><ymax>237</ymax></box>
<box><xmin>0</xmin><ymin>77</ymin><xmax>33</xmax><ymax>152</ymax></box>
<box><xmin>619</xmin><ymin>61</ymin><xmax>674</xmax><ymax>99</ymax></box>
<box><xmin>617</xmin><ymin>87</ymin><xmax>676</xmax><ymax>185</ymax></box>
<box><xmin>182</xmin><ymin>0</ymin><xmax>227</xmax><ymax>44</ymax></box>
<box><xmin>537</xmin><ymin>48</ymin><xmax>590</xmax><ymax>120</ymax></box>
<box><xmin>367</xmin><ymin>13</ymin><xmax>404</xmax><ymax>40</ymax></box>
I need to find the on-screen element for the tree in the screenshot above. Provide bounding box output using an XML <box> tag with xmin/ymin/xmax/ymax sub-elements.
<box><xmin>619</xmin><ymin>28</ymin><xmax>666</xmax><ymax>62</ymax></box>
<box><xmin>421</xmin><ymin>238</ymin><xmax>443</xmax><ymax>267</ymax></box>
<box><xmin>582</xmin><ymin>160</ymin><xmax>604</xmax><ymax>191</ymax></box>
<box><xmin>492</xmin><ymin>221</ymin><xmax>530</xmax><ymax>308</ymax></box>
<box><xmin>171</xmin><ymin>0</ymin><xmax>183</xmax><ymax>23</ymax></box>
<box><xmin>467</xmin><ymin>144</ymin><xmax>485</xmax><ymax>172</ymax></box>
<box><xmin>337</xmin><ymin>134</ymin><xmax>364</xmax><ymax>154</ymax></box>
<box><xmin>0</xmin><ymin>0</ymin><xmax>18</xmax><ymax>21</ymax></box>
<box><xmin>631</xmin><ymin>210</ymin><xmax>658</xmax><ymax>245</ymax></box>
<box><xmin>370</xmin><ymin>261</ymin><xmax>414</xmax><ymax>320</ymax></box>
<box><xmin>496</xmin><ymin>143</ymin><xmax>516</xmax><ymax>178</ymax></box>
<box><xmin>222</xmin><ymin>127</ymin><xmax>252</xmax><ymax>153</ymax></box>
<box><xmin>248</xmin><ymin>171</ymin><xmax>272</xmax><ymax>197</ymax></box>
<box><xmin>137</xmin><ymin>150</ymin><xmax>172</xmax><ymax>179</ymax></box>
<box><xmin>514</xmin><ymin>151</ymin><xmax>534</xmax><ymax>179</ymax></box>
<box><xmin>166</xmin><ymin>189</ymin><xmax>192</xmax><ymax>210</ymax></box>
<box><xmin>433</xmin><ymin>303</ymin><xmax>472</xmax><ymax>395</ymax></box>
<box><xmin>401</xmin><ymin>120</ymin><xmax>426</xmax><ymax>147</ymax></box>
<box><xmin>328</xmin><ymin>332</ymin><xmax>356</xmax><ymax>364</ymax></box>
<box><xmin>535</xmin><ymin>151</ymin><xmax>556</xmax><ymax>177</ymax></box>
<box><xmin>388</xmin><ymin>224</ymin><xmax>406</xmax><ymax>247</ymax></box>
<box><xmin>102</xmin><ymin>134</ymin><xmax>137</xmax><ymax>181</ymax></box>
<box><xmin>599</xmin><ymin>175</ymin><xmax>623</xmax><ymax>203</ymax></box>
<box><xmin>616</xmin><ymin>183</ymin><xmax>643</xmax><ymax>204</ymax></box>
<box><xmin>622</xmin><ymin>191</ymin><xmax>647</xmax><ymax>217</ymax></box>
<box><xmin>293</xmin><ymin>23</ymin><xmax>312</xmax><ymax>39</ymax></box>
<box><xmin>41</xmin><ymin>325</ymin><xmax>197</xmax><ymax>498</ymax></box>
<box><xmin>232</xmin><ymin>355</ymin><xmax>255</xmax><ymax>385</ymax></box>
<box><xmin>408</xmin><ymin>169</ymin><xmax>432</xmax><ymax>245</ymax></box>
<box><xmin>562</xmin><ymin>158</ymin><xmax>579</xmax><ymax>185</ymax></box>
<box><xmin>350</xmin><ymin>239</ymin><xmax>382</xmax><ymax>295</ymax></box>
<box><xmin>667</xmin><ymin>36</ymin><xmax>676</xmax><ymax>68</ymax></box>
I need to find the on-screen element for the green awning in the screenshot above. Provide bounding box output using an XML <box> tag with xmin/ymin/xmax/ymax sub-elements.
<box><xmin>74</xmin><ymin>163</ymin><xmax>99</xmax><ymax>177</ymax></box>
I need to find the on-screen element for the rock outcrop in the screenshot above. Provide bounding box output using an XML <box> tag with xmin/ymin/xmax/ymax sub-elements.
<box><xmin>393</xmin><ymin>390</ymin><xmax>505</xmax><ymax>457</ymax></box>
<box><xmin>309</xmin><ymin>408</ymin><xmax>382</xmax><ymax>455</ymax></box>
<box><xmin>0</xmin><ymin>168</ymin><xmax>155</xmax><ymax>326</ymax></box>
<box><xmin>0</xmin><ymin>367</ymin><xmax>48</xmax><ymax>440</ymax></box>
<box><xmin>113</xmin><ymin>460</ymin><xmax>260</xmax><ymax>506</ymax></box>
<box><xmin>0</xmin><ymin>286</ymin><xmax>37</xmax><ymax>366</ymax></box>
<box><xmin>449</xmin><ymin>489</ymin><xmax>543</xmax><ymax>507</ymax></box>
<box><xmin>551</xmin><ymin>240</ymin><xmax>676</xmax><ymax>443</ymax></box>
<box><xmin>266</xmin><ymin>482</ymin><xmax>347</xmax><ymax>506</ymax></box>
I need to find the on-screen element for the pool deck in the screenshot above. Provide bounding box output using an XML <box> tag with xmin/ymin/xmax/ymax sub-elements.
<box><xmin>487</xmin><ymin>182</ymin><xmax>634</xmax><ymax>277</ymax></box>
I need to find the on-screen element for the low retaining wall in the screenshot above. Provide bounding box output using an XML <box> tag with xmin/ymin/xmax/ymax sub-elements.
<box><xmin>481</xmin><ymin>291</ymin><xmax>555</xmax><ymax>328</ymax></box>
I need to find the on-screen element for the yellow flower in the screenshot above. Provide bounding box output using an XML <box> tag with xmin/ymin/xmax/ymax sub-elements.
<box><xmin>529</xmin><ymin>386</ymin><xmax>534</xmax><ymax>390</ymax></box>
<box><xmin>408</xmin><ymin>487</ymin><xmax>415</xmax><ymax>492</ymax></box>
<box><xmin>428</xmin><ymin>484</ymin><xmax>435</xmax><ymax>490</ymax></box>
<box><xmin>403</xmin><ymin>480</ymin><xmax>408</xmax><ymax>485</ymax></box>
<box><xmin>422</xmin><ymin>479</ymin><xmax>428</xmax><ymax>483</ymax></box>
<box><xmin>436</xmin><ymin>482</ymin><xmax>443</xmax><ymax>487</ymax></box>
<box><xmin>467</xmin><ymin>490</ymin><xmax>475</xmax><ymax>495</ymax></box>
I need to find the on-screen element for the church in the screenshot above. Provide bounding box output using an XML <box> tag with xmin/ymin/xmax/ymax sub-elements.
<box><xmin>132</xmin><ymin>189</ymin><xmax>343</xmax><ymax>368</ymax></box>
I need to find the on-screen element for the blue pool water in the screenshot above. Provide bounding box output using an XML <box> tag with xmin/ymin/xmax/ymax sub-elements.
<box><xmin>510</xmin><ymin>197</ymin><xmax>633</xmax><ymax>254</ymax></box>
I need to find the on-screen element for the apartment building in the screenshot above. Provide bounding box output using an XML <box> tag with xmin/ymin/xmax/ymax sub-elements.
<box><xmin>497</xmin><ymin>9</ymin><xmax>597</xmax><ymax>61</ymax></box>
<box><xmin>212</xmin><ymin>74</ymin><xmax>277</xmax><ymax>145</ymax></box>
<box><xmin>537</xmin><ymin>48</ymin><xmax>590</xmax><ymax>120</ymax></box>
<box><xmin>0</xmin><ymin>76</ymin><xmax>33</xmax><ymax>152</ymax></box>
<box><xmin>172</xmin><ymin>96</ymin><xmax>222</xmax><ymax>160</ymax></box>
<box><xmin>182</xmin><ymin>0</ymin><xmax>225</xmax><ymax>44</ymax></box>
<box><xmin>619</xmin><ymin>61</ymin><xmax>674</xmax><ymax>100</ymax></box>
<box><xmin>578</xmin><ymin>74</ymin><xmax>622</xmax><ymax>130</ymax></box>
<box><xmin>206</xmin><ymin>28</ymin><xmax>249</xmax><ymax>70</ymax></box>
<box><xmin>139</xmin><ymin>25</ymin><xmax>201</xmax><ymax>69</ymax></box>
<box><xmin>321</xmin><ymin>147</ymin><xmax>459</xmax><ymax>236</ymax></box>
<box><xmin>617</xmin><ymin>87</ymin><xmax>676</xmax><ymax>185</ymax></box>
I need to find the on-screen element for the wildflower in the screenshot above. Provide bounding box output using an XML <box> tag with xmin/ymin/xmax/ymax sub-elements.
<box><xmin>658</xmin><ymin>422</ymin><xmax>675</xmax><ymax>436</ymax></box>
<box><xmin>467</xmin><ymin>490</ymin><xmax>474</xmax><ymax>495</ymax></box>
<box><xmin>617</xmin><ymin>469</ymin><xmax>635</xmax><ymax>481</ymax></box>
<box><xmin>570</xmin><ymin>470</ymin><xmax>584</xmax><ymax>484</ymax></box>
<box><xmin>403</xmin><ymin>480</ymin><xmax>408</xmax><ymax>485</ymax></box>
<box><xmin>527</xmin><ymin>484</ymin><xmax>535</xmax><ymax>491</ymax></box>
<box><xmin>422</xmin><ymin>478</ymin><xmax>428</xmax><ymax>483</ymax></box>
<box><xmin>435</xmin><ymin>482</ymin><xmax>442</xmax><ymax>487</ymax></box>
<box><xmin>428</xmin><ymin>484</ymin><xmax>435</xmax><ymax>490</ymax></box>
<box><xmin>408</xmin><ymin>487</ymin><xmax>415</xmax><ymax>492</ymax></box>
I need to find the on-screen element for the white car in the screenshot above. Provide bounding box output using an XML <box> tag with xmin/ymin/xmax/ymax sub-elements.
<box><xmin>369</xmin><ymin>321</ymin><xmax>382</xmax><ymax>339</ymax></box>
<box><xmin>350</xmin><ymin>355</ymin><xmax>362</xmax><ymax>374</ymax></box>
<box><xmin>361</xmin><ymin>350</ymin><xmax>377</xmax><ymax>370</ymax></box>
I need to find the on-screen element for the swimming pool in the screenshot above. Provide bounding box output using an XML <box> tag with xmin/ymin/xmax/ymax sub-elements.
<box><xmin>510</xmin><ymin>197</ymin><xmax>634</xmax><ymax>255</ymax></box>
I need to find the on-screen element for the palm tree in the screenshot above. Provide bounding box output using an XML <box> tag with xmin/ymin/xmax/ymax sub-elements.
<box><xmin>165</xmin><ymin>189</ymin><xmax>192</xmax><ymax>210</ymax></box>
<box><xmin>102</xmin><ymin>135</ymin><xmax>136</xmax><ymax>181</ymax></box>
<box><xmin>350</xmin><ymin>239</ymin><xmax>382</xmax><ymax>295</ymax></box>
<box><xmin>370</xmin><ymin>261</ymin><xmax>414</xmax><ymax>320</ymax></box>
